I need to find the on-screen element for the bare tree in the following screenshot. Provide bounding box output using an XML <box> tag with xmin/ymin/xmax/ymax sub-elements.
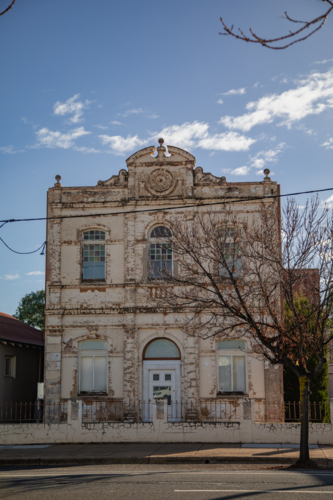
<box><xmin>150</xmin><ymin>196</ymin><xmax>333</xmax><ymax>465</ymax></box>
<box><xmin>0</xmin><ymin>0</ymin><xmax>17</xmax><ymax>17</ymax></box>
<box><xmin>220</xmin><ymin>1</ymin><xmax>333</xmax><ymax>50</ymax></box>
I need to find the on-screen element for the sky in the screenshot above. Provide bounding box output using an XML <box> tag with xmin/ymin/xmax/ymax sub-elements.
<box><xmin>1</xmin><ymin>0</ymin><xmax>333</xmax><ymax>315</ymax></box>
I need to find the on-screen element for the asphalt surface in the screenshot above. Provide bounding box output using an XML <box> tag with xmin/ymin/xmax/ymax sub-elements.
<box><xmin>1</xmin><ymin>464</ymin><xmax>333</xmax><ymax>499</ymax></box>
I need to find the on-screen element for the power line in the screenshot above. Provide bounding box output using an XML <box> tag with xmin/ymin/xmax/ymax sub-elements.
<box><xmin>0</xmin><ymin>186</ymin><xmax>332</xmax><ymax>225</ymax></box>
<box><xmin>0</xmin><ymin>186</ymin><xmax>332</xmax><ymax>255</ymax></box>
<box><xmin>0</xmin><ymin>238</ymin><xmax>46</xmax><ymax>255</ymax></box>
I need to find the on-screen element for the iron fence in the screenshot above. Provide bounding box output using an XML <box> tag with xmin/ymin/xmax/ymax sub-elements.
<box><xmin>82</xmin><ymin>400</ymin><xmax>147</xmax><ymax>422</ymax></box>
<box><xmin>0</xmin><ymin>401</ymin><xmax>68</xmax><ymax>424</ymax></box>
<box><xmin>81</xmin><ymin>399</ymin><xmax>241</xmax><ymax>423</ymax></box>
<box><xmin>167</xmin><ymin>400</ymin><xmax>241</xmax><ymax>422</ymax></box>
<box><xmin>254</xmin><ymin>400</ymin><xmax>330</xmax><ymax>423</ymax></box>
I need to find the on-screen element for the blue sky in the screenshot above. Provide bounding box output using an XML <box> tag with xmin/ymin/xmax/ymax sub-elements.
<box><xmin>1</xmin><ymin>0</ymin><xmax>333</xmax><ymax>315</ymax></box>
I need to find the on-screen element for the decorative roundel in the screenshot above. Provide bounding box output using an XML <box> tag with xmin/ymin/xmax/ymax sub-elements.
<box><xmin>148</xmin><ymin>169</ymin><xmax>173</xmax><ymax>193</ymax></box>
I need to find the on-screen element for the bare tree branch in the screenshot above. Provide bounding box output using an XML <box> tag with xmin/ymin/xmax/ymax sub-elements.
<box><xmin>0</xmin><ymin>0</ymin><xmax>17</xmax><ymax>17</ymax></box>
<box><xmin>220</xmin><ymin>1</ymin><xmax>333</xmax><ymax>50</ymax></box>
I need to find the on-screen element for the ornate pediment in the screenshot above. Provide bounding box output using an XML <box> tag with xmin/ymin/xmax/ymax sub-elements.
<box><xmin>97</xmin><ymin>169</ymin><xmax>128</xmax><ymax>187</ymax></box>
<box><xmin>126</xmin><ymin>139</ymin><xmax>196</xmax><ymax>166</ymax></box>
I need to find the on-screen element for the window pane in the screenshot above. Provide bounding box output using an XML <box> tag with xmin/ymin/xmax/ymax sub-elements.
<box><xmin>218</xmin><ymin>340</ymin><xmax>246</xmax><ymax>350</ymax></box>
<box><xmin>94</xmin><ymin>356</ymin><xmax>107</xmax><ymax>392</ymax></box>
<box><xmin>81</xmin><ymin>356</ymin><xmax>93</xmax><ymax>392</ymax></box>
<box><xmin>5</xmin><ymin>357</ymin><xmax>11</xmax><ymax>376</ymax></box>
<box><xmin>150</xmin><ymin>226</ymin><xmax>172</xmax><ymax>238</ymax></box>
<box><xmin>233</xmin><ymin>356</ymin><xmax>246</xmax><ymax>391</ymax></box>
<box><xmin>95</xmin><ymin>262</ymin><xmax>105</xmax><ymax>279</ymax></box>
<box><xmin>81</xmin><ymin>340</ymin><xmax>107</xmax><ymax>350</ymax></box>
<box><xmin>218</xmin><ymin>356</ymin><xmax>232</xmax><ymax>391</ymax></box>
<box><xmin>83</xmin><ymin>262</ymin><xmax>95</xmax><ymax>280</ymax></box>
<box><xmin>145</xmin><ymin>339</ymin><xmax>180</xmax><ymax>358</ymax></box>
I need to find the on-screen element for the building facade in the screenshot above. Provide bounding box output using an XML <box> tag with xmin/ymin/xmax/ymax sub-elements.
<box><xmin>44</xmin><ymin>140</ymin><xmax>283</xmax><ymax>422</ymax></box>
<box><xmin>0</xmin><ymin>312</ymin><xmax>44</xmax><ymax>405</ymax></box>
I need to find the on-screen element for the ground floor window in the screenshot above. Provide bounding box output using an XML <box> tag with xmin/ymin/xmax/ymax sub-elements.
<box><xmin>79</xmin><ymin>340</ymin><xmax>108</xmax><ymax>393</ymax></box>
<box><xmin>217</xmin><ymin>340</ymin><xmax>246</xmax><ymax>393</ymax></box>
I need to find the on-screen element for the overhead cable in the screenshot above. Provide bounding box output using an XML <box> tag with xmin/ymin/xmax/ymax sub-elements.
<box><xmin>0</xmin><ymin>186</ymin><xmax>332</xmax><ymax>225</ymax></box>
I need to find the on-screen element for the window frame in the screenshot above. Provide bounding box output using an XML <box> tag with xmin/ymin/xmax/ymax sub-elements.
<box><xmin>143</xmin><ymin>338</ymin><xmax>181</xmax><ymax>360</ymax></box>
<box><xmin>148</xmin><ymin>225</ymin><xmax>173</xmax><ymax>280</ymax></box>
<box><xmin>216</xmin><ymin>341</ymin><xmax>248</xmax><ymax>395</ymax></box>
<box><xmin>4</xmin><ymin>356</ymin><xmax>16</xmax><ymax>378</ymax></box>
<box><xmin>78</xmin><ymin>342</ymin><xmax>108</xmax><ymax>395</ymax></box>
<box><xmin>81</xmin><ymin>229</ymin><xmax>106</xmax><ymax>282</ymax></box>
<box><xmin>218</xmin><ymin>225</ymin><xmax>242</xmax><ymax>278</ymax></box>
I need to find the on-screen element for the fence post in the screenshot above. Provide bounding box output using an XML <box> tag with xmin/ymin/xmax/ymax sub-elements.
<box><xmin>330</xmin><ymin>399</ymin><xmax>333</xmax><ymax>425</ymax></box>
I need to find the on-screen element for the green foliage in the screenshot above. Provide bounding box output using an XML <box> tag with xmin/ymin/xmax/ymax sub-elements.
<box><xmin>283</xmin><ymin>293</ymin><xmax>330</xmax><ymax>422</ymax></box>
<box><xmin>14</xmin><ymin>290</ymin><xmax>45</xmax><ymax>331</ymax></box>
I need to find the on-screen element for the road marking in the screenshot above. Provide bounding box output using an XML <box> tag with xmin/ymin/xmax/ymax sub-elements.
<box><xmin>175</xmin><ymin>490</ymin><xmax>333</xmax><ymax>494</ymax></box>
<box><xmin>1</xmin><ymin>471</ymin><xmax>333</xmax><ymax>477</ymax></box>
<box><xmin>0</xmin><ymin>470</ymin><xmax>333</xmax><ymax>478</ymax></box>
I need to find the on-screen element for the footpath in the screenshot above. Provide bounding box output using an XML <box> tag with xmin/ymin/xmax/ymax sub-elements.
<box><xmin>1</xmin><ymin>443</ymin><xmax>333</xmax><ymax>466</ymax></box>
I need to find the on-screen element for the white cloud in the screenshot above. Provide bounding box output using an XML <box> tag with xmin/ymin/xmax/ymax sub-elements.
<box><xmin>99</xmin><ymin>134</ymin><xmax>147</xmax><ymax>155</ymax></box>
<box><xmin>121</xmin><ymin>108</ymin><xmax>144</xmax><ymax>117</ymax></box>
<box><xmin>26</xmin><ymin>271</ymin><xmax>45</xmax><ymax>276</ymax></box>
<box><xmin>0</xmin><ymin>145</ymin><xmax>16</xmax><ymax>154</ymax></box>
<box><xmin>35</xmin><ymin>127</ymin><xmax>90</xmax><ymax>149</ymax></box>
<box><xmin>230</xmin><ymin>166</ymin><xmax>250</xmax><ymax>176</ymax></box>
<box><xmin>219</xmin><ymin>69</ymin><xmax>333</xmax><ymax>132</ymax></box>
<box><xmin>93</xmin><ymin>125</ymin><xmax>108</xmax><ymax>130</ymax></box>
<box><xmin>222</xmin><ymin>88</ymin><xmax>246</xmax><ymax>96</ymax></box>
<box><xmin>321</xmin><ymin>138</ymin><xmax>333</xmax><ymax>150</ymax></box>
<box><xmin>217</xmin><ymin>99</ymin><xmax>224</xmax><ymax>105</ymax></box>
<box><xmin>0</xmin><ymin>274</ymin><xmax>20</xmax><ymax>280</ymax></box>
<box><xmin>110</xmin><ymin>121</ymin><xmax>124</xmax><ymax>125</ymax></box>
<box><xmin>100</xmin><ymin>121</ymin><xmax>256</xmax><ymax>155</ymax></box>
<box><xmin>156</xmin><ymin>122</ymin><xmax>210</xmax><ymax>149</ymax></box>
<box><xmin>53</xmin><ymin>94</ymin><xmax>91</xmax><ymax>123</ymax></box>
<box><xmin>314</xmin><ymin>58</ymin><xmax>333</xmax><ymax>64</ymax></box>
<box><xmin>249</xmin><ymin>142</ymin><xmax>286</xmax><ymax>170</ymax></box>
<box><xmin>197</xmin><ymin>131</ymin><xmax>255</xmax><ymax>152</ymax></box>
<box><xmin>325</xmin><ymin>194</ymin><xmax>333</xmax><ymax>207</ymax></box>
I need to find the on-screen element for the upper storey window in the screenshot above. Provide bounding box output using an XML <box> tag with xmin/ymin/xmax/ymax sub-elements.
<box><xmin>219</xmin><ymin>226</ymin><xmax>242</xmax><ymax>277</ymax></box>
<box><xmin>149</xmin><ymin>226</ymin><xmax>172</xmax><ymax>279</ymax></box>
<box><xmin>82</xmin><ymin>230</ymin><xmax>106</xmax><ymax>281</ymax></box>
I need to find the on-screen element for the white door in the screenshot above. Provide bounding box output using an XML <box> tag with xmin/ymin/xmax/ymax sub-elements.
<box><xmin>142</xmin><ymin>360</ymin><xmax>181</xmax><ymax>422</ymax></box>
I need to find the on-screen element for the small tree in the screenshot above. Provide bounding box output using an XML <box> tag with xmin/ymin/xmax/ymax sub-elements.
<box><xmin>150</xmin><ymin>196</ymin><xmax>333</xmax><ymax>465</ymax></box>
<box><xmin>14</xmin><ymin>290</ymin><xmax>45</xmax><ymax>331</ymax></box>
<box><xmin>283</xmin><ymin>294</ymin><xmax>330</xmax><ymax>422</ymax></box>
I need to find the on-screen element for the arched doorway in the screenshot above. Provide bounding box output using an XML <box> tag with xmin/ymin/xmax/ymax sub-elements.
<box><xmin>142</xmin><ymin>338</ymin><xmax>181</xmax><ymax>422</ymax></box>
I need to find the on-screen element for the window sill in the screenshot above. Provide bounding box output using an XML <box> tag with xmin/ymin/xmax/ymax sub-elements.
<box><xmin>78</xmin><ymin>393</ymin><xmax>108</xmax><ymax>397</ymax></box>
<box><xmin>81</xmin><ymin>280</ymin><xmax>106</xmax><ymax>284</ymax></box>
<box><xmin>216</xmin><ymin>392</ymin><xmax>248</xmax><ymax>398</ymax></box>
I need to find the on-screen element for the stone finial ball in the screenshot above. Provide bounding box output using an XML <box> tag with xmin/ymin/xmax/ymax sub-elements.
<box><xmin>55</xmin><ymin>174</ymin><xmax>62</xmax><ymax>182</ymax></box>
<box><xmin>158</xmin><ymin>138</ymin><xmax>164</xmax><ymax>145</ymax></box>
<box><xmin>264</xmin><ymin>169</ymin><xmax>270</xmax><ymax>176</ymax></box>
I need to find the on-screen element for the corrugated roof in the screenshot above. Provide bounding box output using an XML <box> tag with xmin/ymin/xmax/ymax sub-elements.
<box><xmin>0</xmin><ymin>312</ymin><xmax>44</xmax><ymax>346</ymax></box>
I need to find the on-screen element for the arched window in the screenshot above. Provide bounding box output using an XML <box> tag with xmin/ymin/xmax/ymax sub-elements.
<box><xmin>149</xmin><ymin>226</ymin><xmax>172</xmax><ymax>279</ymax></box>
<box><xmin>144</xmin><ymin>339</ymin><xmax>180</xmax><ymax>359</ymax></box>
<box><xmin>82</xmin><ymin>230</ymin><xmax>106</xmax><ymax>281</ymax></box>
<box><xmin>79</xmin><ymin>340</ymin><xmax>108</xmax><ymax>393</ymax></box>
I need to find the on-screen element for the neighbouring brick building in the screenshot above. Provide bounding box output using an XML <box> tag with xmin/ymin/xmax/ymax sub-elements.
<box><xmin>44</xmin><ymin>140</ymin><xmax>284</xmax><ymax>423</ymax></box>
<box><xmin>0</xmin><ymin>312</ymin><xmax>44</xmax><ymax>405</ymax></box>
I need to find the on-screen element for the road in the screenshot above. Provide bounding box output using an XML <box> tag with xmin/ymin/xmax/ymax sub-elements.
<box><xmin>1</xmin><ymin>464</ymin><xmax>333</xmax><ymax>499</ymax></box>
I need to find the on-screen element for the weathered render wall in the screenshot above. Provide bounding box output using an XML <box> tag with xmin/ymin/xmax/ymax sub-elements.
<box><xmin>1</xmin><ymin>399</ymin><xmax>333</xmax><ymax>445</ymax></box>
<box><xmin>44</xmin><ymin>142</ymin><xmax>282</xmax><ymax>422</ymax></box>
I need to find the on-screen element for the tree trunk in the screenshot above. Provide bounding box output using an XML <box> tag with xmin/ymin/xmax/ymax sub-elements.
<box><xmin>299</xmin><ymin>377</ymin><xmax>310</xmax><ymax>464</ymax></box>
